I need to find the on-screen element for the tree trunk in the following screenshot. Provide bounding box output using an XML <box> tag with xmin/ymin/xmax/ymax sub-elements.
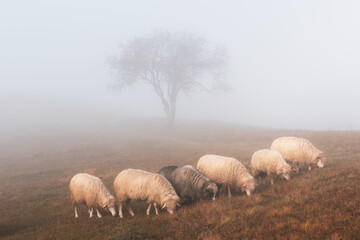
<box><xmin>158</xmin><ymin>89</ymin><xmax>177</xmax><ymax>126</ymax></box>
<box><xmin>167</xmin><ymin>112</ymin><xmax>175</xmax><ymax>125</ymax></box>
<box><xmin>166</xmin><ymin>98</ymin><xmax>176</xmax><ymax>125</ymax></box>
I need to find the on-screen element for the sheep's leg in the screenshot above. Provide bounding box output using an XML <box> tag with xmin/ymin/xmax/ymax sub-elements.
<box><xmin>227</xmin><ymin>185</ymin><xmax>232</xmax><ymax>198</ymax></box>
<box><xmin>74</xmin><ymin>205</ymin><xmax>79</xmax><ymax>218</ymax></box>
<box><xmin>146</xmin><ymin>203</ymin><xmax>152</xmax><ymax>216</ymax></box>
<box><xmin>154</xmin><ymin>202</ymin><xmax>159</xmax><ymax>215</ymax></box>
<box><xmin>89</xmin><ymin>208</ymin><xmax>94</xmax><ymax>218</ymax></box>
<box><xmin>125</xmin><ymin>200</ymin><xmax>135</xmax><ymax>216</ymax></box>
<box><xmin>308</xmin><ymin>166</ymin><xmax>312</xmax><ymax>171</ymax></box>
<box><xmin>128</xmin><ymin>206</ymin><xmax>135</xmax><ymax>217</ymax></box>
<box><xmin>96</xmin><ymin>209</ymin><xmax>102</xmax><ymax>218</ymax></box>
<box><xmin>271</xmin><ymin>178</ymin><xmax>274</xmax><ymax>185</ymax></box>
<box><xmin>119</xmin><ymin>202</ymin><xmax>123</xmax><ymax>218</ymax></box>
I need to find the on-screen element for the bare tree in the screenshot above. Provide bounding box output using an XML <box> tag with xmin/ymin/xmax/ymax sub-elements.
<box><xmin>108</xmin><ymin>31</ymin><xmax>229</xmax><ymax>125</ymax></box>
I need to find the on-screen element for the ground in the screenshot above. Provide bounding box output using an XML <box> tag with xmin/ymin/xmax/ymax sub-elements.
<box><xmin>0</xmin><ymin>120</ymin><xmax>359</xmax><ymax>239</ymax></box>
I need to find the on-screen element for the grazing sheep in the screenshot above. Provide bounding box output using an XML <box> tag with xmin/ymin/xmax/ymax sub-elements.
<box><xmin>196</xmin><ymin>154</ymin><xmax>255</xmax><ymax>197</ymax></box>
<box><xmin>113</xmin><ymin>169</ymin><xmax>180</xmax><ymax>218</ymax></box>
<box><xmin>270</xmin><ymin>137</ymin><xmax>326</xmax><ymax>171</ymax></box>
<box><xmin>158</xmin><ymin>165</ymin><xmax>218</xmax><ymax>203</ymax></box>
<box><xmin>69</xmin><ymin>173</ymin><xmax>116</xmax><ymax>218</ymax></box>
<box><xmin>251</xmin><ymin>149</ymin><xmax>292</xmax><ymax>185</ymax></box>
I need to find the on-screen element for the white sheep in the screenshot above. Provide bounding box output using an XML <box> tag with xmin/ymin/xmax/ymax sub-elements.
<box><xmin>250</xmin><ymin>149</ymin><xmax>292</xmax><ymax>185</ymax></box>
<box><xmin>270</xmin><ymin>136</ymin><xmax>326</xmax><ymax>171</ymax></box>
<box><xmin>113</xmin><ymin>169</ymin><xmax>180</xmax><ymax>218</ymax></box>
<box><xmin>69</xmin><ymin>173</ymin><xmax>116</xmax><ymax>218</ymax></box>
<box><xmin>196</xmin><ymin>154</ymin><xmax>255</xmax><ymax>197</ymax></box>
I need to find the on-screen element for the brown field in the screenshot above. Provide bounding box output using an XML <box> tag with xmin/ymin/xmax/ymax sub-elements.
<box><xmin>1</xmin><ymin>120</ymin><xmax>360</xmax><ymax>240</ymax></box>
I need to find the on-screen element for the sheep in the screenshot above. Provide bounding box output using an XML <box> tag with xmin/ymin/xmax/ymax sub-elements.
<box><xmin>196</xmin><ymin>154</ymin><xmax>255</xmax><ymax>197</ymax></box>
<box><xmin>69</xmin><ymin>173</ymin><xmax>116</xmax><ymax>218</ymax></box>
<box><xmin>113</xmin><ymin>169</ymin><xmax>180</xmax><ymax>218</ymax></box>
<box><xmin>158</xmin><ymin>165</ymin><xmax>218</xmax><ymax>203</ymax></box>
<box><xmin>250</xmin><ymin>149</ymin><xmax>292</xmax><ymax>185</ymax></box>
<box><xmin>270</xmin><ymin>137</ymin><xmax>326</xmax><ymax>171</ymax></box>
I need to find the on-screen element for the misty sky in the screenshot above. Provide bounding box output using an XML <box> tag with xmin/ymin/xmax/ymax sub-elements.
<box><xmin>1</xmin><ymin>0</ymin><xmax>360</xmax><ymax>132</ymax></box>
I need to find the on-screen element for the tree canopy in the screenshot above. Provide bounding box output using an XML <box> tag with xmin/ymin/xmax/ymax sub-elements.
<box><xmin>108</xmin><ymin>31</ymin><xmax>229</xmax><ymax>124</ymax></box>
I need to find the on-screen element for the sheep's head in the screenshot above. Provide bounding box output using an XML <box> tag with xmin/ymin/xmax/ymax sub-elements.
<box><xmin>243</xmin><ymin>177</ymin><xmax>256</xmax><ymax>196</ymax></box>
<box><xmin>204</xmin><ymin>182</ymin><xmax>218</xmax><ymax>200</ymax></box>
<box><xmin>103</xmin><ymin>195</ymin><xmax>116</xmax><ymax>216</ymax></box>
<box><xmin>162</xmin><ymin>195</ymin><xmax>180</xmax><ymax>214</ymax></box>
<box><xmin>317</xmin><ymin>154</ymin><xmax>326</xmax><ymax>168</ymax></box>
<box><xmin>279</xmin><ymin>165</ymin><xmax>292</xmax><ymax>180</ymax></box>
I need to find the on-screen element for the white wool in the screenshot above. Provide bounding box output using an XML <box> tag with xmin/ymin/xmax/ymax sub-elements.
<box><xmin>113</xmin><ymin>169</ymin><xmax>180</xmax><ymax>216</ymax></box>
<box><xmin>250</xmin><ymin>149</ymin><xmax>291</xmax><ymax>179</ymax></box>
<box><xmin>196</xmin><ymin>154</ymin><xmax>255</xmax><ymax>195</ymax></box>
<box><xmin>270</xmin><ymin>137</ymin><xmax>326</xmax><ymax>167</ymax></box>
<box><xmin>69</xmin><ymin>173</ymin><xmax>116</xmax><ymax>217</ymax></box>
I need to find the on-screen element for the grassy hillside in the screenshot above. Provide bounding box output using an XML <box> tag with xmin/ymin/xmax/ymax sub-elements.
<box><xmin>0</xmin><ymin>120</ymin><xmax>359</xmax><ymax>239</ymax></box>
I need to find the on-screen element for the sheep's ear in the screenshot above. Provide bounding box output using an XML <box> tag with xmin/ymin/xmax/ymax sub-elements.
<box><xmin>176</xmin><ymin>203</ymin><xmax>181</xmax><ymax>207</ymax></box>
<box><xmin>161</xmin><ymin>204</ymin><xmax>167</xmax><ymax>209</ymax></box>
<box><xmin>102</xmin><ymin>204</ymin><xmax>106</xmax><ymax>208</ymax></box>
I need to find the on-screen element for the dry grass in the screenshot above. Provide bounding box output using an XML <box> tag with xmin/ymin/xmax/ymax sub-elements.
<box><xmin>0</xmin><ymin>120</ymin><xmax>359</xmax><ymax>239</ymax></box>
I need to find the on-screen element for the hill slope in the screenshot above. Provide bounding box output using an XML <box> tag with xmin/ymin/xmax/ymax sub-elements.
<box><xmin>0</xmin><ymin>121</ymin><xmax>359</xmax><ymax>239</ymax></box>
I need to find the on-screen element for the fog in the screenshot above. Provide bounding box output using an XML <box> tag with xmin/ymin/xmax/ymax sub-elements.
<box><xmin>1</xmin><ymin>0</ymin><xmax>360</xmax><ymax>135</ymax></box>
